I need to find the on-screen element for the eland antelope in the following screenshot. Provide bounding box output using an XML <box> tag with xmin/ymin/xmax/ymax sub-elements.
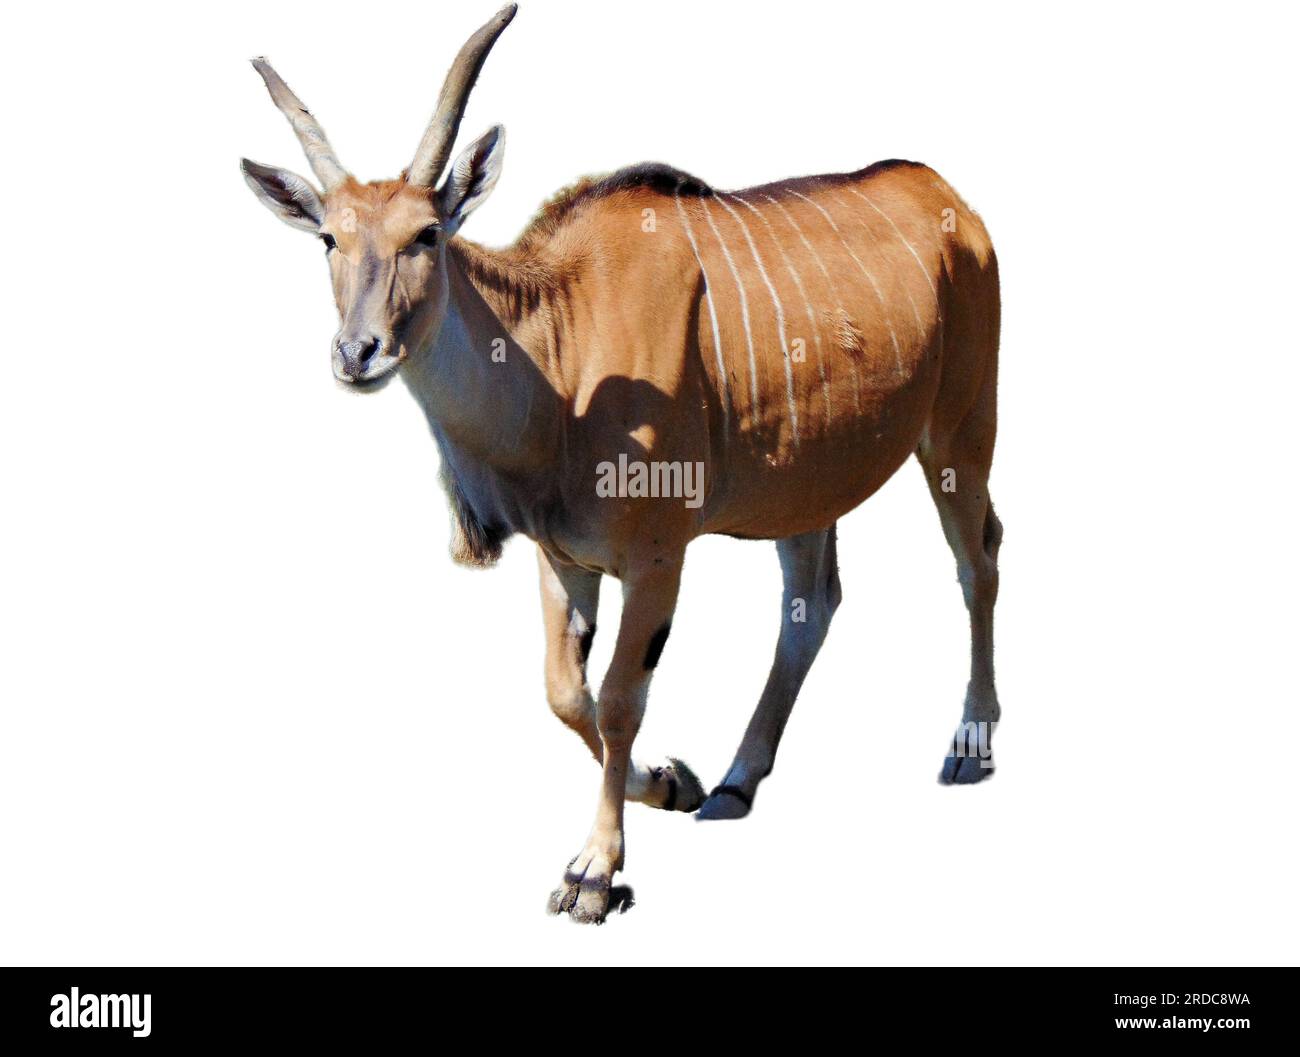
<box><xmin>242</xmin><ymin>3</ymin><xmax>1003</xmax><ymax>924</ymax></box>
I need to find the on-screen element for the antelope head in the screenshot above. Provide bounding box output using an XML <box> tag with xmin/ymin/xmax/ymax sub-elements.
<box><xmin>241</xmin><ymin>5</ymin><xmax>516</xmax><ymax>389</ymax></box>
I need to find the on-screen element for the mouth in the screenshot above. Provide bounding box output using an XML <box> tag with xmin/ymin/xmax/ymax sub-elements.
<box><xmin>331</xmin><ymin>350</ymin><xmax>404</xmax><ymax>390</ymax></box>
<box><xmin>334</xmin><ymin>369</ymin><xmax>398</xmax><ymax>394</ymax></box>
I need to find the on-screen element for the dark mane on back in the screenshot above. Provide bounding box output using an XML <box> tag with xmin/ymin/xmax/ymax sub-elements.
<box><xmin>594</xmin><ymin>162</ymin><xmax>712</xmax><ymax>199</ymax></box>
<box><xmin>739</xmin><ymin>159</ymin><xmax>928</xmax><ymax>199</ymax></box>
<box><xmin>517</xmin><ymin>163</ymin><xmax>711</xmax><ymax>250</ymax></box>
<box><xmin>512</xmin><ymin>160</ymin><xmax>933</xmax><ymax>252</ymax></box>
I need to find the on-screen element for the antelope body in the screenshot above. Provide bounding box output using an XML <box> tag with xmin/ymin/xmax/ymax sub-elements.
<box><xmin>242</xmin><ymin>4</ymin><xmax>1004</xmax><ymax>924</ymax></box>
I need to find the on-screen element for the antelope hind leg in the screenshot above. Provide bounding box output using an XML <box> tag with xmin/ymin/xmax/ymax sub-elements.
<box><xmin>698</xmin><ymin>526</ymin><xmax>841</xmax><ymax>820</ymax></box>
<box><xmin>917</xmin><ymin>442</ymin><xmax>1002</xmax><ymax>785</ymax></box>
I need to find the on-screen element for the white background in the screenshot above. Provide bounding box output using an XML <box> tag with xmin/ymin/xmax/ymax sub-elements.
<box><xmin>1</xmin><ymin>0</ymin><xmax>1296</xmax><ymax>966</ymax></box>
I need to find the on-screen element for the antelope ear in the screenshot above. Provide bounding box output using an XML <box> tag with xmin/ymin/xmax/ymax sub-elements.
<box><xmin>437</xmin><ymin>125</ymin><xmax>505</xmax><ymax>234</ymax></box>
<box><xmin>241</xmin><ymin>158</ymin><xmax>325</xmax><ymax>233</ymax></box>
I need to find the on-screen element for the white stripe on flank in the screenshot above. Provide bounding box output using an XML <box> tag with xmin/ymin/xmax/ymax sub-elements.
<box><xmin>831</xmin><ymin>188</ymin><xmax>926</xmax><ymax>336</ymax></box>
<box><xmin>842</xmin><ymin>186</ymin><xmax>944</xmax><ymax>364</ymax></box>
<box><xmin>699</xmin><ymin>196</ymin><xmax>760</xmax><ymax>413</ymax></box>
<box><xmin>845</xmin><ymin>187</ymin><xmax>937</xmax><ymax>297</ymax></box>
<box><xmin>762</xmin><ymin>192</ymin><xmax>859</xmax><ymax>414</ymax></box>
<box><xmin>717</xmin><ymin>193</ymin><xmax>799</xmax><ymax>445</ymax></box>
<box><xmin>674</xmin><ymin>186</ymin><xmax>731</xmax><ymax>438</ymax></box>
<box><xmin>789</xmin><ymin>189</ymin><xmax>904</xmax><ymax>376</ymax></box>
<box><xmin>734</xmin><ymin>193</ymin><xmax>832</xmax><ymax>428</ymax></box>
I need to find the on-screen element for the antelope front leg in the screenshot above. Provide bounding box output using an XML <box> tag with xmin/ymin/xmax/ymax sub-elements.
<box><xmin>537</xmin><ymin>547</ymin><xmax>703</xmax><ymax>812</ymax></box>
<box><xmin>548</xmin><ymin>555</ymin><xmax>683</xmax><ymax>924</ymax></box>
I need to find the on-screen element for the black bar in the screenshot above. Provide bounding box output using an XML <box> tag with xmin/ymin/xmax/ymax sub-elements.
<box><xmin>1</xmin><ymin>968</ymin><xmax>1294</xmax><ymax>1046</ymax></box>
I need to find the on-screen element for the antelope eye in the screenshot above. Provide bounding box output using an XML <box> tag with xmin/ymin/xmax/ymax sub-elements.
<box><xmin>415</xmin><ymin>224</ymin><xmax>441</xmax><ymax>248</ymax></box>
<box><xmin>319</xmin><ymin>232</ymin><xmax>337</xmax><ymax>253</ymax></box>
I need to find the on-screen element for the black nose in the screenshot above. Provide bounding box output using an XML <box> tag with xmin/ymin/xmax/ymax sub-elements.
<box><xmin>337</xmin><ymin>338</ymin><xmax>380</xmax><ymax>378</ymax></box>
